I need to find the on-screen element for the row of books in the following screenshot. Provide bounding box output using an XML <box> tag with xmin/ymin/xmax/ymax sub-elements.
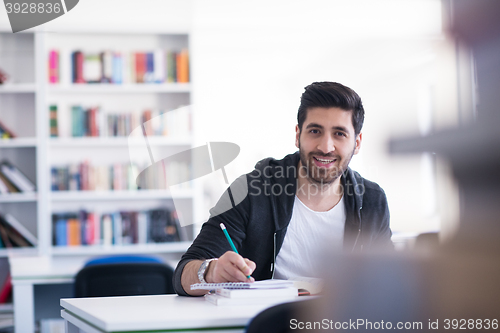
<box><xmin>50</xmin><ymin>104</ymin><xmax>191</xmax><ymax>138</ymax></box>
<box><xmin>0</xmin><ymin>161</ymin><xmax>36</xmax><ymax>194</ymax></box>
<box><xmin>49</xmin><ymin>49</ymin><xmax>189</xmax><ymax>84</ymax></box>
<box><xmin>52</xmin><ymin>208</ymin><xmax>187</xmax><ymax>247</ymax></box>
<box><xmin>51</xmin><ymin>161</ymin><xmax>191</xmax><ymax>192</ymax></box>
<box><xmin>0</xmin><ymin>213</ymin><xmax>37</xmax><ymax>249</ymax></box>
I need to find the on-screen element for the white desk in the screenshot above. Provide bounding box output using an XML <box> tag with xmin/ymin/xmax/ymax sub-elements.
<box><xmin>61</xmin><ymin>294</ymin><xmax>303</xmax><ymax>333</ymax></box>
<box><xmin>8</xmin><ymin>252</ymin><xmax>185</xmax><ymax>332</ymax></box>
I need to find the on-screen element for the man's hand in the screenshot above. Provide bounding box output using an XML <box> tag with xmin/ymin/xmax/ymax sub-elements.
<box><xmin>180</xmin><ymin>252</ymin><xmax>256</xmax><ymax>296</ymax></box>
<box><xmin>206</xmin><ymin>251</ymin><xmax>256</xmax><ymax>283</ymax></box>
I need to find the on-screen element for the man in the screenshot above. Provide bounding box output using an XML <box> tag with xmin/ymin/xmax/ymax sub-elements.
<box><xmin>174</xmin><ymin>81</ymin><xmax>392</xmax><ymax>296</ymax></box>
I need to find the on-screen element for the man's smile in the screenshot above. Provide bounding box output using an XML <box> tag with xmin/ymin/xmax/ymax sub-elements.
<box><xmin>312</xmin><ymin>156</ymin><xmax>337</xmax><ymax>167</ymax></box>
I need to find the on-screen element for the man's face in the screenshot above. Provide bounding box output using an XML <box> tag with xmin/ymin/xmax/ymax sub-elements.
<box><xmin>295</xmin><ymin>107</ymin><xmax>362</xmax><ymax>185</ymax></box>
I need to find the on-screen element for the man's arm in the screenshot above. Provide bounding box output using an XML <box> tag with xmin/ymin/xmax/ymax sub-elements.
<box><xmin>174</xmin><ymin>174</ymin><xmax>255</xmax><ymax>296</ymax></box>
<box><xmin>180</xmin><ymin>251</ymin><xmax>256</xmax><ymax>296</ymax></box>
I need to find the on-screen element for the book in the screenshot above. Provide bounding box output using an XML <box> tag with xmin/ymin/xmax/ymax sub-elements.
<box><xmin>71</xmin><ymin>105</ymin><xmax>84</xmax><ymax>137</ymax></box>
<box><xmin>112</xmin><ymin>52</ymin><xmax>123</xmax><ymax>84</ymax></box>
<box><xmin>191</xmin><ymin>279</ymin><xmax>295</xmax><ymax>291</ymax></box>
<box><xmin>0</xmin><ymin>161</ymin><xmax>35</xmax><ymax>192</ymax></box>
<box><xmin>0</xmin><ymin>275</ymin><xmax>12</xmax><ymax>304</ymax></box>
<box><xmin>149</xmin><ymin>209</ymin><xmax>180</xmax><ymax>243</ymax></box>
<box><xmin>49</xmin><ymin>105</ymin><xmax>58</xmax><ymax>137</ymax></box>
<box><xmin>176</xmin><ymin>49</ymin><xmax>189</xmax><ymax>83</ymax></box>
<box><xmin>83</xmin><ymin>54</ymin><xmax>101</xmax><ymax>83</ymax></box>
<box><xmin>0</xmin><ymin>214</ymin><xmax>37</xmax><ymax>246</ymax></box>
<box><xmin>144</xmin><ymin>52</ymin><xmax>154</xmax><ymax>83</ymax></box>
<box><xmin>67</xmin><ymin>218</ymin><xmax>81</xmax><ymax>246</ymax></box>
<box><xmin>0</xmin><ymin>173</ymin><xmax>18</xmax><ymax>193</ymax></box>
<box><xmin>55</xmin><ymin>217</ymin><xmax>68</xmax><ymax>246</ymax></box>
<box><xmin>0</xmin><ymin>177</ymin><xmax>8</xmax><ymax>194</ymax></box>
<box><xmin>166</xmin><ymin>51</ymin><xmax>176</xmax><ymax>82</ymax></box>
<box><xmin>0</xmin><ymin>224</ymin><xmax>12</xmax><ymax>248</ymax></box>
<box><xmin>72</xmin><ymin>51</ymin><xmax>85</xmax><ymax>83</ymax></box>
<box><xmin>153</xmin><ymin>50</ymin><xmax>165</xmax><ymax>83</ymax></box>
<box><xmin>100</xmin><ymin>51</ymin><xmax>113</xmax><ymax>83</ymax></box>
<box><xmin>48</xmin><ymin>50</ymin><xmax>59</xmax><ymax>84</ymax></box>
<box><xmin>204</xmin><ymin>293</ymin><xmax>297</xmax><ymax>306</ymax></box>
<box><xmin>0</xmin><ymin>215</ymin><xmax>33</xmax><ymax>247</ymax></box>
<box><xmin>216</xmin><ymin>286</ymin><xmax>298</xmax><ymax>299</ymax></box>
<box><xmin>0</xmin><ymin>120</ymin><xmax>16</xmax><ymax>139</ymax></box>
<box><xmin>135</xmin><ymin>52</ymin><xmax>145</xmax><ymax>83</ymax></box>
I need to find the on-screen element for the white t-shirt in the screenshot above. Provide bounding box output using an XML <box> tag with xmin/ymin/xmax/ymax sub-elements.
<box><xmin>273</xmin><ymin>195</ymin><xmax>345</xmax><ymax>280</ymax></box>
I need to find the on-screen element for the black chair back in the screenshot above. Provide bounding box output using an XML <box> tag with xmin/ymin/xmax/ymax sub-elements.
<box><xmin>74</xmin><ymin>262</ymin><xmax>175</xmax><ymax>298</ymax></box>
<box><xmin>246</xmin><ymin>298</ymin><xmax>319</xmax><ymax>333</ymax></box>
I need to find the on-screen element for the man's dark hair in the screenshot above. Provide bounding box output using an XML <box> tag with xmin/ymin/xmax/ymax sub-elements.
<box><xmin>297</xmin><ymin>82</ymin><xmax>364</xmax><ymax>135</ymax></box>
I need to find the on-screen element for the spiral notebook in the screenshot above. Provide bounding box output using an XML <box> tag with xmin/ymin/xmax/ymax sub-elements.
<box><xmin>190</xmin><ymin>279</ymin><xmax>294</xmax><ymax>290</ymax></box>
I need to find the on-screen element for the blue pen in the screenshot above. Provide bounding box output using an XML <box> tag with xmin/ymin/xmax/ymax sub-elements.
<box><xmin>220</xmin><ymin>223</ymin><xmax>251</xmax><ymax>279</ymax></box>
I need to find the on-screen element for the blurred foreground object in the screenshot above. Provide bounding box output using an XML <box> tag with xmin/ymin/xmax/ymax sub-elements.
<box><xmin>312</xmin><ymin>0</ymin><xmax>500</xmax><ymax>331</ymax></box>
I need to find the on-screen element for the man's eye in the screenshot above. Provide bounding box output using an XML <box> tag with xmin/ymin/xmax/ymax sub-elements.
<box><xmin>310</xmin><ymin>129</ymin><xmax>320</xmax><ymax>134</ymax></box>
<box><xmin>336</xmin><ymin>132</ymin><xmax>347</xmax><ymax>137</ymax></box>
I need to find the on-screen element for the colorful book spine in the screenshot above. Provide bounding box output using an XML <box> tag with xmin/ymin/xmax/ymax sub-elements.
<box><xmin>49</xmin><ymin>105</ymin><xmax>58</xmax><ymax>137</ymax></box>
<box><xmin>71</xmin><ymin>106</ymin><xmax>84</xmax><ymax>137</ymax></box>
<box><xmin>67</xmin><ymin>218</ymin><xmax>81</xmax><ymax>246</ymax></box>
<box><xmin>144</xmin><ymin>52</ymin><xmax>154</xmax><ymax>83</ymax></box>
<box><xmin>72</xmin><ymin>51</ymin><xmax>85</xmax><ymax>83</ymax></box>
<box><xmin>135</xmin><ymin>52</ymin><xmax>146</xmax><ymax>83</ymax></box>
<box><xmin>112</xmin><ymin>52</ymin><xmax>123</xmax><ymax>84</ymax></box>
<box><xmin>48</xmin><ymin>50</ymin><xmax>59</xmax><ymax>84</ymax></box>
<box><xmin>177</xmin><ymin>49</ymin><xmax>189</xmax><ymax>83</ymax></box>
<box><xmin>55</xmin><ymin>218</ymin><xmax>67</xmax><ymax>246</ymax></box>
<box><xmin>166</xmin><ymin>51</ymin><xmax>176</xmax><ymax>83</ymax></box>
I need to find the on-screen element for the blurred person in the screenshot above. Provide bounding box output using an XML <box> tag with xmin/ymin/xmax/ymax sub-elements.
<box><xmin>174</xmin><ymin>82</ymin><xmax>392</xmax><ymax>296</ymax></box>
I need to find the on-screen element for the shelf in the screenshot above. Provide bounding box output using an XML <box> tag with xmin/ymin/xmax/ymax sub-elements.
<box><xmin>0</xmin><ymin>84</ymin><xmax>36</xmax><ymax>93</ymax></box>
<box><xmin>0</xmin><ymin>247</ymin><xmax>38</xmax><ymax>257</ymax></box>
<box><xmin>0</xmin><ymin>138</ymin><xmax>38</xmax><ymax>148</ymax></box>
<box><xmin>47</xmin><ymin>83</ymin><xmax>191</xmax><ymax>94</ymax></box>
<box><xmin>50</xmin><ymin>189</ymin><xmax>193</xmax><ymax>201</ymax></box>
<box><xmin>0</xmin><ymin>193</ymin><xmax>37</xmax><ymax>203</ymax></box>
<box><xmin>49</xmin><ymin>137</ymin><xmax>192</xmax><ymax>147</ymax></box>
<box><xmin>51</xmin><ymin>241</ymin><xmax>192</xmax><ymax>256</ymax></box>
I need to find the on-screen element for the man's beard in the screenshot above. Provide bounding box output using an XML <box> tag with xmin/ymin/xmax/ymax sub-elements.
<box><xmin>298</xmin><ymin>141</ymin><xmax>355</xmax><ymax>186</ymax></box>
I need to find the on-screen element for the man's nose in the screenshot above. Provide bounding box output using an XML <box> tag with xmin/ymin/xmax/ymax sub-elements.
<box><xmin>317</xmin><ymin>135</ymin><xmax>335</xmax><ymax>154</ymax></box>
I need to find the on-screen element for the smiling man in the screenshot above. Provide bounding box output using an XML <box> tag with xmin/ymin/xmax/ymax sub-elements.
<box><xmin>174</xmin><ymin>82</ymin><xmax>392</xmax><ymax>296</ymax></box>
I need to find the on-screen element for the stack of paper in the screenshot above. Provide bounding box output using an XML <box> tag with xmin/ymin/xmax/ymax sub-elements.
<box><xmin>191</xmin><ymin>279</ymin><xmax>298</xmax><ymax>306</ymax></box>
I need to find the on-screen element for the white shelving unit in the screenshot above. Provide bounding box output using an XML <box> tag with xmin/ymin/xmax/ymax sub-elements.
<box><xmin>1</xmin><ymin>27</ymin><xmax>203</xmax><ymax>333</ymax></box>
<box><xmin>0</xmin><ymin>29</ymin><xmax>200</xmax><ymax>257</ymax></box>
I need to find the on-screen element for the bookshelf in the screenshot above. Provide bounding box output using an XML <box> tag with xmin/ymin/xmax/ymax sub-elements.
<box><xmin>0</xmin><ymin>29</ymin><xmax>200</xmax><ymax>259</ymax></box>
<box><xmin>0</xmin><ymin>31</ymin><xmax>39</xmax><ymax>258</ymax></box>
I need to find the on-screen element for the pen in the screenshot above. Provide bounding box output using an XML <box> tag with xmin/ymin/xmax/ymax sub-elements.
<box><xmin>220</xmin><ymin>223</ymin><xmax>251</xmax><ymax>279</ymax></box>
